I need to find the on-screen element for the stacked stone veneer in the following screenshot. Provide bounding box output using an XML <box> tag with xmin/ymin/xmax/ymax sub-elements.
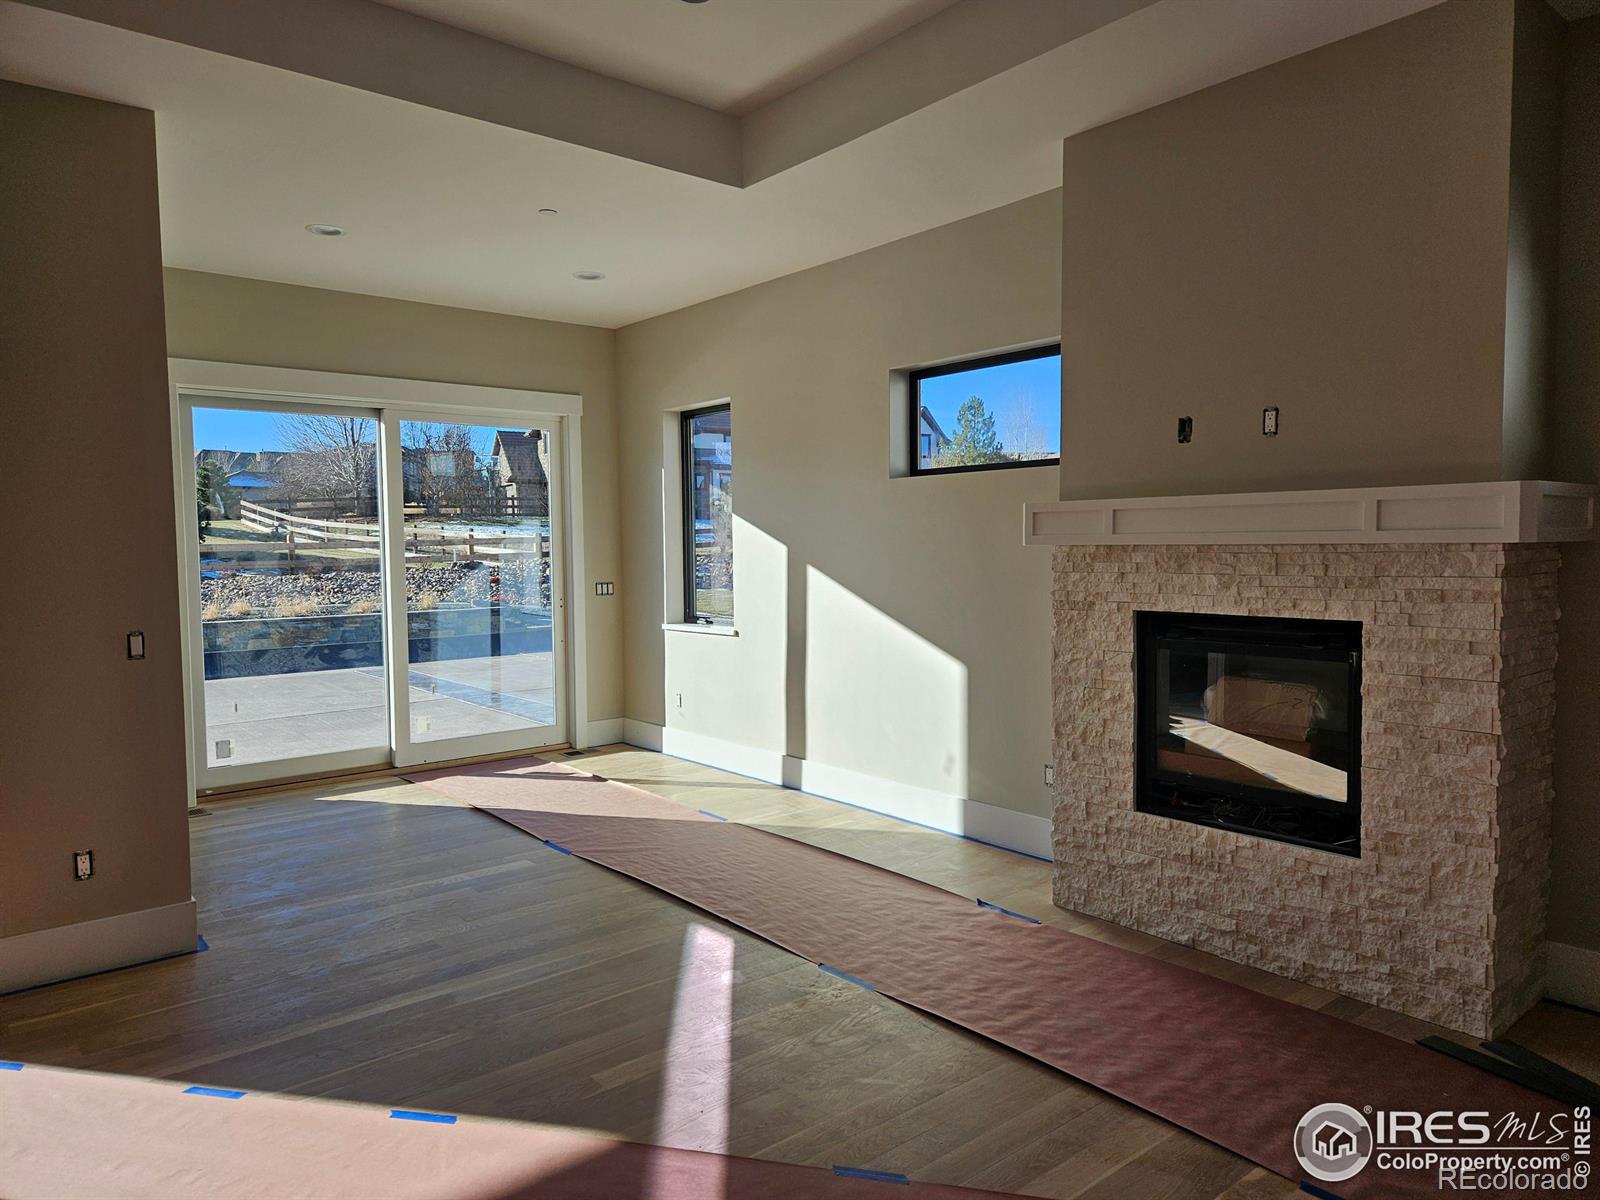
<box><xmin>1050</xmin><ymin>543</ymin><xmax>1561</xmax><ymax>1038</ymax></box>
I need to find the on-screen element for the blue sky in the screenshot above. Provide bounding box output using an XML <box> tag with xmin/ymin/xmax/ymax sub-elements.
<box><xmin>918</xmin><ymin>353</ymin><xmax>1061</xmax><ymax>457</ymax></box>
<box><xmin>192</xmin><ymin>408</ymin><xmax>499</xmax><ymax>458</ymax></box>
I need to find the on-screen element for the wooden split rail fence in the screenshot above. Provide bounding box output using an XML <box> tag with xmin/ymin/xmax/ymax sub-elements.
<box><xmin>237</xmin><ymin>501</ymin><xmax>547</xmax><ymax>563</ymax></box>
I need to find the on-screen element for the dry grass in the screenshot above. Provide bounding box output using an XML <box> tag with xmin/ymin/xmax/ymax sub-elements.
<box><xmin>224</xmin><ymin>599</ymin><xmax>254</xmax><ymax>619</ymax></box>
<box><xmin>346</xmin><ymin>599</ymin><xmax>380</xmax><ymax>615</ymax></box>
<box><xmin>411</xmin><ymin>590</ymin><xmax>441</xmax><ymax>611</ymax></box>
<box><xmin>201</xmin><ymin>600</ymin><xmax>225</xmax><ymax>622</ymax></box>
<box><xmin>274</xmin><ymin>597</ymin><xmax>322</xmax><ymax>618</ymax></box>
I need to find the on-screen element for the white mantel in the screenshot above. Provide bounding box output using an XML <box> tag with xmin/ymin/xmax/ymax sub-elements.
<box><xmin>1024</xmin><ymin>480</ymin><xmax>1596</xmax><ymax>547</ymax></box>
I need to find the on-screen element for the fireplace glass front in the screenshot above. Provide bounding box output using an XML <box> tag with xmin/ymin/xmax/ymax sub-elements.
<box><xmin>1135</xmin><ymin>611</ymin><xmax>1361</xmax><ymax>856</ymax></box>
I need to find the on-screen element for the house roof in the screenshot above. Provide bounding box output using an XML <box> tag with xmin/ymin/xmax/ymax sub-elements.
<box><xmin>493</xmin><ymin>431</ymin><xmax>547</xmax><ymax>485</ymax></box>
<box><xmin>918</xmin><ymin>406</ymin><xmax>949</xmax><ymax>443</ymax></box>
<box><xmin>196</xmin><ymin>449</ymin><xmax>290</xmax><ymax>477</ymax></box>
<box><xmin>226</xmin><ymin>471</ymin><xmax>279</xmax><ymax>489</ymax></box>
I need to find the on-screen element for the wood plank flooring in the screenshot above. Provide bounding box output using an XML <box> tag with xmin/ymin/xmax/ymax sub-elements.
<box><xmin>3</xmin><ymin>745</ymin><xmax>1596</xmax><ymax>1199</ymax></box>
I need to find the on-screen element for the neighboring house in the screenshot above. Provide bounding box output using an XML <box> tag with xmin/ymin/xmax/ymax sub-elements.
<box><xmin>195</xmin><ymin>449</ymin><xmax>290</xmax><ymax>482</ymax></box>
<box><xmin>400</xmin><ymin>445</ymin><xmax>479</xmax><ymax>507</ymax></box>
<box><xmin>194</xmin><ymin>449</ymin><xmax>290</xmax><ymax>516</ymax></box>
<box><xmin>491</xmin><ymin>430</ymin><xmax>551</xmax><ymax>516</ymax></box>
<box><xmin>918</xmin><ymin>406</ymin><xmax>950</xmax><ymax>465</ymax></box>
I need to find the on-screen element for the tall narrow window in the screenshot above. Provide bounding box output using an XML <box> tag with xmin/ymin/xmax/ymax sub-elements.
<box><xmin>909</xmin><ymin>344</ymin><xmax>1061</xmax><ymax>475</ymax></box>
<box><xmin>682</xmin><ymin>405</ymin><xmax>733</xmax><ymax>624</ymax></box>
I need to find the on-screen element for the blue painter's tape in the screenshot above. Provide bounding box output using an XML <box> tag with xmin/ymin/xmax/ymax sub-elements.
<box><xmin>832</xmin><ymin>1165</ymin><xmax>909</xmax><ymax>1185</ymax></box>
<box><xmin>183</xmin><ymin>1085</ymin><xmax>246</xmax><ymax>1099</ymax></box>
<box><xmin>1299</xmin><ymin>1182</ymin><xmax>1344</xmax><ymax>1200</ymax></box>
<box><xmin>390</xmin><ymin>1109</ymin><xmax>457</xmax><ymax>1124</ymax></box>
<box><xmin>819</xmin><ymin>963</ymin><xmax>877</xmax><ymax>992</ymax></box>
<box><xmin>544</xmin><ymin>841</ymin><xmax>573</xmax><ymax>855</ymax></box>
<box><xmin>698</xmin><ymin>809</ymin><xmax>728</xmax><ymax>821</ymax></box>
<box><xmin>196</xmin><ymin>934</ymin><xmax>209</xmax><ymax>952</ymax></box>
<box><xmin>0</xmin><ymin>1062</ymin><xmax>23</xmax><ymax>1071</ymax></box>
<box><xmin>976</xmin><ymin>898</ymin><xmax>1042</xmax><ymax>924</ymax></box>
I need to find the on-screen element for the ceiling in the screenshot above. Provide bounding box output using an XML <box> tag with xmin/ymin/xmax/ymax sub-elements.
<box><xmin>1</xmin><ymin>0</ymin><xmax>1443</xmax><ymax>329</ymax></box>
<box><xmin>372</xmin><ymin>0</ymin><xmax>961</xmax><ymax>114</ymax></box>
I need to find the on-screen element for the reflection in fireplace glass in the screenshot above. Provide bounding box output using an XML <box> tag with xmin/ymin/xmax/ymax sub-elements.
<box><xmin>1158</xmin><ymin>651</ymin><xmax>1351</xmax><ymax>802</ymax></box>
<box><xmin>1136</xmin><ymin>612</ymin><xmax>1361</xmax><ymax>856</ymax></box>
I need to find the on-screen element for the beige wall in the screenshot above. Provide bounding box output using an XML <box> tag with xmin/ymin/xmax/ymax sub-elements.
<box><xmin>0</xmin><ymin>83</ymin><xmax>192</xmax><ymax>939</ymax></box>
<box><xmin>162</xmin><ymin>269</ymin><xmax>624</xmax><ymax>726</ymax></box>
<box><xmin>616</xmin><ymin>192</ymin><xmax>1061</xmax><ymax>825</ymax></box>
<box><xmin>1058</xmin><ymin>0</ymin><xmax>1518</xmax><ymax>500</ymax></box>
<box><xmin>1501</xmin><ymin>0</ymin><xmax>1566</xmax><ymax>482</ymax></box>
<box><xmin>1549</xmin><ymin>14</ymin><xmax>1600</xmax><ymax>956</ymax></box>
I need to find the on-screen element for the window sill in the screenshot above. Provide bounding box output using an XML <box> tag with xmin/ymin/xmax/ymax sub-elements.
<box><xmin>662</xmin><ymin>622</ymin><xmax>739</xmax><ymax>637</ymax></box>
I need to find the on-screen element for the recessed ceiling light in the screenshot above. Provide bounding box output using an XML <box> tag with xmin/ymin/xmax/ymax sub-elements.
<box><xmin>680</xmin><ymin>0</ymin><xmax>710</xmax><ymax>5</ymax></box>
<box><xmin>538</xmin><ymin>207</ymin><xmax>559</xmax><ymax>216</ymax></box>
<box><xmin>573</xmin><ymin>270</ymin><xmax>606</xmax><ymax>281</ymax></box>
<box><xmin>305</xmin><ymin>223</ymin><xmax>346</xmax><ymax>237</ymax></box>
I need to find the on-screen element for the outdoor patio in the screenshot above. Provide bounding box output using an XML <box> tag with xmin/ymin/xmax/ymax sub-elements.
<box><xmin>203</xmin><ymin>651</ymin><xmax>555</xmax><ymax>768</ymax></box>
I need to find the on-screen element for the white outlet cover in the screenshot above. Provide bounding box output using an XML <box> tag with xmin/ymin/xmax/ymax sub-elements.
<box><xmin>215</xmin><ymin>739</ymin><xmax>232</xmax><ymax>759</ymax></box>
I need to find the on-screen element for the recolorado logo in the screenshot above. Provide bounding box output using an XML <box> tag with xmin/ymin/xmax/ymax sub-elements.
<box><xmin>1293</xmin><ymin>1103</ymin><xmax>1592</xmax><ymax>1190</ymax></box>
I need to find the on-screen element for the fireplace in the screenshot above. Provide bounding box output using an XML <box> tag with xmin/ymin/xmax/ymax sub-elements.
<box><xmin>1135</xmin><ymin>611</ymin><xmax>1361</xmax><ymax>856</ymax></box>
<box><xmin>1034</xmin><ymin>481</ymin><xmax>1590</xmax><ymax>1036</ymax></box>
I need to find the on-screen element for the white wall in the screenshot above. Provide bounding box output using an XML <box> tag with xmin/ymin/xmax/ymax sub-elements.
<box><xmin>617</xmin><ymin>192</ymin><xmax>1061</xmax><ymax>851</ymax></box>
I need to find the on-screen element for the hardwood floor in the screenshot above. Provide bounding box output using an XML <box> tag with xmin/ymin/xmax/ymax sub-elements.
<box><xmin>3</xmin><ymin>745</ymin><xmax>1596</xmax><ymax>1199</ymax></box>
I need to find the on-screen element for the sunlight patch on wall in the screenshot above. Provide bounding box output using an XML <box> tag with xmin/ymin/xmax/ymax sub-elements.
<box><xmin>804</xmin><ymin>565</ymin><xmax>968</xmax><ymax>800</ymax></box>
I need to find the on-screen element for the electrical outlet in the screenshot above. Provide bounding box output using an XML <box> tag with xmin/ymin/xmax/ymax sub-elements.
<box><xmin>214</xmin><ymin>738</ymin><xmax>232</xmax><ymax>760</ymax></box>
<box><xmin>1044</xmin><ymin>764</ymin><xmax>1055</xmax><ymax>786</ymax></box>
<box><xmin>675</xmin><ymin>692</ymin><xmax>684</xmax><ymax>710</ymax></box>
<box><xmin>73</xmin><ymin>850</ymin><xmax>93</xmax><ymax>881</ymax></box>
<box><xmin>126</xmin><ymin>630</ymin><xmax>145</xmax><ymax>660</ymax></box>
<box><xmin>1262</xmin><ymin>406</ymin><xmax>1280</xmax><ymax>436</ymax></box>
<box><xmin>1177</xmin><ymin>416</ymin><xmax>1193</xmax><ymax>444</ymax></box>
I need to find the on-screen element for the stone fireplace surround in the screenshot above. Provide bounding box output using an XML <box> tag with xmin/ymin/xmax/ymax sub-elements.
<box><xmin>1028</xmin><ymin>482</ymin><xmax>1596</xmax><ymax>1039</ymax></box>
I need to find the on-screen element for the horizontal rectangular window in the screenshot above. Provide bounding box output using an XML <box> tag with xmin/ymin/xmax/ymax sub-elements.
<box><xmin>909</xmin><ymin>344</ymin><xmax>1060</xmax><ymax>475</ymax></box>
<box><xmin>682</xmin><ymin>404</ymin><xmax>733</xmax><ymax>625</ymax></box>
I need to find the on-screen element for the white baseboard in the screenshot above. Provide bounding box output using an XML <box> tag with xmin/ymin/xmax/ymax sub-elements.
<box><xmin>621</xmin><ymin>719</ymin><xmax>785</xmax><ymax>784</ymax></box>
<box><xmin>620</xmin><ymin>720</ymin><xmax>1052</xmax><ymax>862</ymax></box>
<box><xmin>579</xmin><ymin>717</ymin><xmax>625</xmax><ymax>748</ymax></box>
<box><xmin>1547</xmin><ymin>941</ymin><xmax>1600</xmax><ymax>1012</ymax></box>
<box><xmin>0</xmin><ymin>898</ymin><xmax>198</xmax><ymax>994</ymax></box>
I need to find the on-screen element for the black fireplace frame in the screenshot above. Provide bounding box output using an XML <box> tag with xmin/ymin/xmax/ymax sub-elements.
<box><xmin>1133</xmin><ymin>610</ymin><xmax>1363</xmax><ymax>857</ymax></box>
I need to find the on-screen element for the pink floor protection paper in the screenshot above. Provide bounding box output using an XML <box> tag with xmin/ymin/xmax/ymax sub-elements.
<box><xmin>406</xmin><ymin>756</ymin><xmax>1575</xmax><ymax>1200</ymax></box>
<box><xmin>0</xmin><ymin>1062</ymin><xmax>1026</xmax><ymax>1200</ymax></box>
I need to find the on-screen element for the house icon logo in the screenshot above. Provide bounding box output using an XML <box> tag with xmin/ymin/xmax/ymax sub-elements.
<box><xmin>1294</xmin><ymin>1103</ymin><xmax>1373</xmax><ymax>1182</ymax></box>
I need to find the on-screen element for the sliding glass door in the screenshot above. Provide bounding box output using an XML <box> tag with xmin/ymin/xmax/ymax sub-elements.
<box><xmin>181</xmin><ymin>396</ymin><xmax>566</xmax><ymax>791</ymax></box>
<box><xmin>387</xmin><ymin>417</ymin><xmax>563</xmax><ymax>767</ymax></box>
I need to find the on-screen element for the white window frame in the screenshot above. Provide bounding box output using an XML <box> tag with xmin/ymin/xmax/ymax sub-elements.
<box><xmin>168</xmin><ymin>359</ymin><xmax>590</xmax><ymax>799</ymax></box>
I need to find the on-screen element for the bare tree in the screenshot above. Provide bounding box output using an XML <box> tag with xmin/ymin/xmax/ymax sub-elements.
<box><xmin>403</xmin><ymin>422</ymin><xmax>495</xmax><ymax>515</ymax></box>
<box><xmin>998</xmin><ymin>406</ymin><xmax>1054</xmax><ymax>462</ymax></box>
<box><xmin>275</xmin><ymin>414</ymin><xmax>377</xmax><ymax>509</ymax></box>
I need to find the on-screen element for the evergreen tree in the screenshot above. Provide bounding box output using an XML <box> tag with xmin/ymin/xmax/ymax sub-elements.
<box><xmin>196</xmin><ymin>461</ymin><xmax>223</xmax><ymax>542</ymax></box>
<box><xmin>940</xmin><ymin>395</ymin><xmax>1005</xmax><ymax>466</ymax></box>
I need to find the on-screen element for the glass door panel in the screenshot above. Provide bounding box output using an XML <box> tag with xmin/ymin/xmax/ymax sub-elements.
<box><xmin>189</xmin><ymin>403</ymin><xmax>389</xmax><ymax>784</ymax></box>
<box><xmin>394</xmin><ymin>420</ymin><xmax>561</xmax><ymax>759</ymax></box>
